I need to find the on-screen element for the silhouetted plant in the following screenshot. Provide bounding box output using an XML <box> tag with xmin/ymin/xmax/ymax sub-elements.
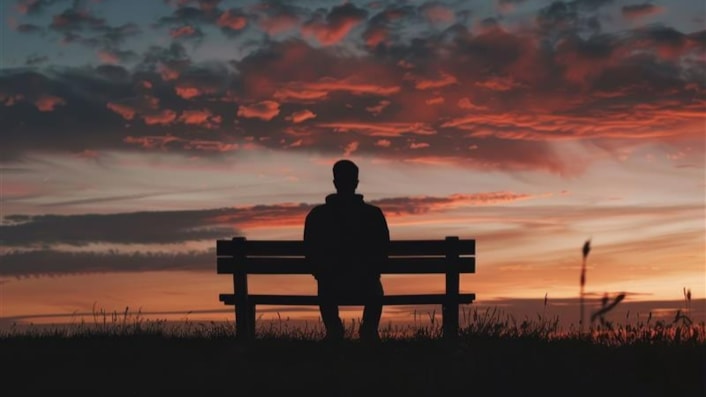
<box><xmin>579</xmin><ymin>239</ymin><xmax>591</xmax><ymax>332</ymax></box>
<box><xmin>590</xmin><ymin>292</ymin><xmax>626</xmax><ymax>326</ymax></box>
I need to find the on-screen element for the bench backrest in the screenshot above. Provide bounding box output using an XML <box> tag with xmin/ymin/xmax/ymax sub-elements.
<box><xmin>216</xmin><ymin>237</ymin><xmax>475</xmax><ymax>275</ymax></box>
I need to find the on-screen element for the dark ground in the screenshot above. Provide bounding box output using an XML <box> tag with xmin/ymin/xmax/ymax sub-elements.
<box><xmin>2</xmin><ymin>335</ymin><xmax>704</xmax><ymax>397</ymax></box>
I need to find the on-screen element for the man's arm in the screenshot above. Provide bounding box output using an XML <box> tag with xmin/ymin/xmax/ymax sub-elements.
<box><xmin>371</xmin><ymin>207</ymin><xmax>390</xmax><ymax>275</ymax></box>
<box><xmin>303</xmin><ymin>208</ymin><xmax>323</xmax><ymax>280</ymax></box>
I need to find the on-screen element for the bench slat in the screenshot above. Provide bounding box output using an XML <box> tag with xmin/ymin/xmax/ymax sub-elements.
<box><xmin>217</xmin><ymin>239</ymin><xmax>475</xmax><ymax>257</ymax></box>
<box><xmin>217</xmin><ymin>256</ymin><xmax>475</xmax><ymax>274</ymax></box>
<box><xmin>219</xmin><ymin>293</ymin><xmax>476</xmax><ymax>306</ymax></box>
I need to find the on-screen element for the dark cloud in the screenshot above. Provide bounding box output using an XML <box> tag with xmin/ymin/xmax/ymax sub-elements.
<box><xmin>15</xmin><ymin>23</ymin><xmax>44</xmax><ymax>33</ymax></box>
<box><xmin>301</xmin><ymin>3</ymin><xmax>368</xmax><ymax>45</ymax></box>
<box><xmin>94</xmin><ymin>23</ymin><xmax>142</xmax><ymax>47</ymax></box>
<box><xmin>0</xmin><ymin>249</ymin><xmax>214</xmax><ymax>277</ymax></box>
<box><xmin>0</xmin><ymin>208</ymin><xmax>240</xmax><ymax>246</ymax></box>
<box><xmin>49</xmin><ymin>6</ymin><xmax>105</xmax><ymax>32</ymax></box>
<box><xmin>621</xmin><ymin>3</ymin><xmax>664</xmax><ymax>20</ymax></box>
<box><xmin>497</xmin><ymin>0</ymin><xmax>528</xmax><ymax>5</ymax></box>
<box><xmin>0</xmin><ymin>192</ymin><xmax>537</xmax><ymax>247</ymax></box>
<box><xmin>15</xmin><ymin>0</ymin><xmax>69</xmax><ymax>15</ymax></box>
<box><xmin>535</xmin><ymin>0</ymin><xmax>614</xmax><ymax>38</ymax></box>
<box><xmin>25</xmin><ymin>55</ymin><xmax>49</xmax><ymax>66</ymax></box>
<box><xmin>157</xmin><ymin>4</ymin><xmax>220</xmax><ymax>26</ymax></box>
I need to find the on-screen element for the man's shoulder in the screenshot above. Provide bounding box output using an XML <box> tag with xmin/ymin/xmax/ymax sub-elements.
<box><xmin>305</xmin><ymin>203</ymin><xmax>330</xmax><ymax>220</ymax></box>
<box><xmin>362</xmin><ymin>201</ymin><xmax>383</xmax><ymax>211</ymax></box>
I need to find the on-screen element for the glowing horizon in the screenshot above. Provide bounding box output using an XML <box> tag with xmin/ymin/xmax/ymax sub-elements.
<box><xmin>1</xmin><ymin>0</ymin><xmax>704</xmax><ymax>328</ymax></box>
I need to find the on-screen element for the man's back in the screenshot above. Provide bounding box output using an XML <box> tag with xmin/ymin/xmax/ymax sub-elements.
<box><xmin>304</xmin><ymin>192</ymin><xmax>389</xmax><ymax>284</ymax></box>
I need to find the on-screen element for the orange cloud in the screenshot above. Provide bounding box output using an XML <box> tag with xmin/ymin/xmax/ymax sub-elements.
<box><xmin>363</xmin><ymin>25</ymin><xmax>388</xmax><ymax>48</ymax></box>
<box><xmin>457</xmin><ymin>98</ymin><xmax>487</xmax><ymax>110</ymax></box>
<box><xmin>441</xmin><ymin>101</ymin><xmax>706</xmax><ymax>141</ymax></box>
<box><xmin>182</xmin><ymin>139</ymin><xmax>238</xmax><ymax>152</ymax></box>
<box><xmin>237</xmin><ymin>100</ymin><xmax>280</xmax><ymax>121</ymax></box>
<box><xmin>158</xmin><ymin>63</ymin><xmax>182</xmax><ymax>81</ymax></box>
<box><xmin>175</xmin><ymin>86</ymin><xmax>203</xmax><ymax>99</ymax></box>
<box><xmin>343</xmin><ymin>141</ymin><xmax>359</xmax><ymax>156</ymax></box>
<box><xmin>97</xmin><ymin>50</ymin><xmax>119</xmax><ymax>64</ymax></box>
<box><xmin>124</xmin><ymin>135</ymin><xmax>237</xmax><ymax>152</ymax></box>
<box><xmin>414</xmin><ymin>72</ymin><xmax>458</xmax><ymax>90</ymax></box>
<box><xmin>34</xmin><ymin>95</ymin><xmax>65</xmax><ymax>111</ymax></box>
<box><xmin>366</xmin><ymin>100</ymin><xmax>391</xmax><ymax>116</ymax></box>
<box><xmin>123</xmin><ymin>135</ymin><xmax>180</xmax><ymax>149</ymax></box>
<box><xmin>273</xmin><ymin>88</ymin><xmax>329</xmax><ymax>102</ymax></box>
<box><xmin>217</xmin><ymin>9</ymin><xmax>247</xmax><ymax>30</ymax></box>
<box><xmin>142</xmin><ymin>109</ymin><xmax>177</xmax><ymax>125</ymax></box>
<box><xmin>178</xmin><ymin>109</ymin><xmax>221</xmax><ymax>128</ymax></box>
<box><xmin>317</xmin><ymin>122</ymin><xmax>436</xmax><ymax>137</ymax></box>
<box><xmin>276</xmin><ymin>77</ymin><xmax>400</xmax><ymax>102</ymax></box>
<box><xmin>170</xmin><ymin>25</ymin><xmax>199</xmax><ymax>38</ymax></box>
<box><xmin>425</xmin><ymin>96</ymin><xmax>445</xmax><ymax>105</ymax></box>
<box><xmin>106</xmin><ymin>102</ymin><xmax>136</xmax><ymax>120</ymax></box>
<box><xmin>286</xmin><ymin>109</ymin><xmax>317</xmax><ymax>124</ymax></box>
<box><xmin>301</xmin><ymin>4</ymin><xmax>367</xmax><ymax>46</ymax></box>
<box><xmin>474</xmin><ymin>76</ymin><xmax>522</xmax><ymax>91</ymax></box>
<box><xmin>375</xmin><ymin>139</ymin><xmax>392</xmax><ymax>147</ymax></box>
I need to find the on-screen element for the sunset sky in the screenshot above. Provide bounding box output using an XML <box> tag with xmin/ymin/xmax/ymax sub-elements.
<box><xmin>1</xmin><ymin>0</ymin><xmax>704</xmax><ymax>329</ymax></box>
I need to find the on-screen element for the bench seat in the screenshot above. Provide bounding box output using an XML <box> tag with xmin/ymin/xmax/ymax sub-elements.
<box><xmin>219</xmin><ymin>293</ymin><xmax>476</xmax><ymax>306</ymax></box>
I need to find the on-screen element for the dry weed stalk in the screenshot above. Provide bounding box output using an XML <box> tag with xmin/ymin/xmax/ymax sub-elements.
<box><xmin>579</xmin><ymin>239</ymin><xmax>591</xmax><ymax>332</ymax></box>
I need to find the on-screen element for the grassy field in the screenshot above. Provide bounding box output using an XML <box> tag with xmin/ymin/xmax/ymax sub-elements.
<box><xmin>2</xmin><ymin>307</ymin><xmax>704</xmax><ymax>397</ymax></box>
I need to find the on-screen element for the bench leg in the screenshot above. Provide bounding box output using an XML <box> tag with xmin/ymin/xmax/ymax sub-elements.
<box><xmin>442</xmin><ymin>302</ymin><xmax>459</xmax><ymax>339</ymax></box>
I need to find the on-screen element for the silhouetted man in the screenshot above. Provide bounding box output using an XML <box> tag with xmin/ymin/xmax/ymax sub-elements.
<box><xmin>304</xmin><ymin>159</ymin><xmax>390</xmax><ymax>341</ymax></box>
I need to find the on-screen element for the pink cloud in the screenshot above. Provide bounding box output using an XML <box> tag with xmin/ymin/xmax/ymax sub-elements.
<box><xmin>258</xmin><ymin>14</ymin><xmax>299</xmax><ymax>35</ymax></box>
<box><xmin>301</xmin><ymin>4</ymin><xmax>367</xmax><ymax>46</ymax></box>
<box><xmin>273</xmin><ymin>88</ymin><xmax>329</xmax><ymax>102</ymax></box>
<box><xmin>421</xmin><ymin>4</ymin><xmax>455</xmax><ymax>24</ymax></box>
<box><xmin>286</xmin><ymin>109</ymin><xmax>317</xmax><ymax>124</ymax></box>
<box><xmin>158</xmin><ymin>63</ymin><xmax>183</xmax><ymax>81</ymax></box>
<box><xmin>175</xmin><ymin>86</ymin><xmax>203</xmax><ymax>99</ymax></box>
<box><xmin>237</xmin><ymin>100</ymin><xmax>280</xmax><ymax>121</ymax></box>
<box><xmin>142</xmin><ymin>109</ymin><xmax>177</xmax><ymax>125</ymax></box>
<box><xmin>457</xmin><ymin>98</ymin><xmax>487</xmax><ymax>110</ymax></box>
<box><xmin>217</xmin><ymin>9</ymin><xmax>248</xmax><ymax>30</ymax></box>
<box><xmin>123</xmin><ymin>135</ymin><xmax>180</xmax><ymax>149</ymax></box>
<box><xmin>375</xmin><ymin>139</ymin><xmax>392</xmax><ymax>147</ymax></box>
<box><xmin>363</xmin><ymin>26</ymin><xmax>388</xmax><ymax>48</ymax></box>
<box><xmin>413</xmin><ymin>72</ymin><xmax>458</xmax><ymax>90</ymax></box>
<box><xmin>97</xmin><ymin>50</ymin><xmax>119</xmax><ymax>64</ymax></box>
<box><xmin>277</xmin><ymin>77</ymin><xmax>401</xmax><ymax>100</ymax></box>
<box><xmin>106</xmin><ymin>102</ymin><xmax>136</xmax><ymax>120</ymax></box>
<box><xmin>124</xmin><ymin>135</ymin><xmax>238</xmax><ymax>152</ymax></box>
<box><xmin>317</xmin><ymin>122</ymin><xmax>436</xmax><ymax>137</ymax></box>
<box><xmin>366</xmin><ymin>100</ymin><xmax>391</xmax><ymax>116</ymax></box>
<box><xmin>474</xmin><ymin>76</ymin><xmax>522</xmax><ymax>91</ymax></box>
<box><xmin>622</xmin><ymin>4</ymin><xmax>665</xmax><ymax>20</ymax></box>
<box><xmin>178</xmin><ymin>109</ymin><xmax>222</xmax><ymax>128</ymax></box>
<box><xmin>170</xmin><ymin>25</ymin><xmax>199</xmax><ymax>38</ymax></box>
<box><xmin>425</xmin><ymin>96</ymin><xmax>445</xmax><ymax>105</ymax></box>
<box><xmin>35</xmin><ymin>95</ymin><xmax>65</xmax><ymax>111</ymax></box>
<box><xmin>343</xmin><ymin>141</ymin><xmax>359</xmax><ymax>156</ymax></box>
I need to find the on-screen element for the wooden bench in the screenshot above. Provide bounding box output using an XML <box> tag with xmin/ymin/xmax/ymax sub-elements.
<box><xmin>216</xmin><ymin>236</ymin><xmax>476</xmax><ymax>340</ymax></box>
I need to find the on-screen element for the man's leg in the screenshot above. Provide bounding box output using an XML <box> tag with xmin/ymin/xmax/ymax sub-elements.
<box><xmin>318</xmin><ymin>281</ymin><xmax>344</xmax><ymax>340</ymax></box>
<box><xmin>360</xmin><ymin>279</ymin><xmax>383</xmax><ymax>341</ymax></box>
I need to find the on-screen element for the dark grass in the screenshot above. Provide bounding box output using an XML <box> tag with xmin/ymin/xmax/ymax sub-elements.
<box><xmin>2</xmin><ymin>308</ymin><xmax>704</xmax><ymax>397</ymax></box>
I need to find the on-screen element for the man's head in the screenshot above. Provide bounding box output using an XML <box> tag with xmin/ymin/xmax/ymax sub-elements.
<box><xmin>332</xmin><ymin>159</ymin><xmax>359</xmax><ymax>195</ymax></box>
